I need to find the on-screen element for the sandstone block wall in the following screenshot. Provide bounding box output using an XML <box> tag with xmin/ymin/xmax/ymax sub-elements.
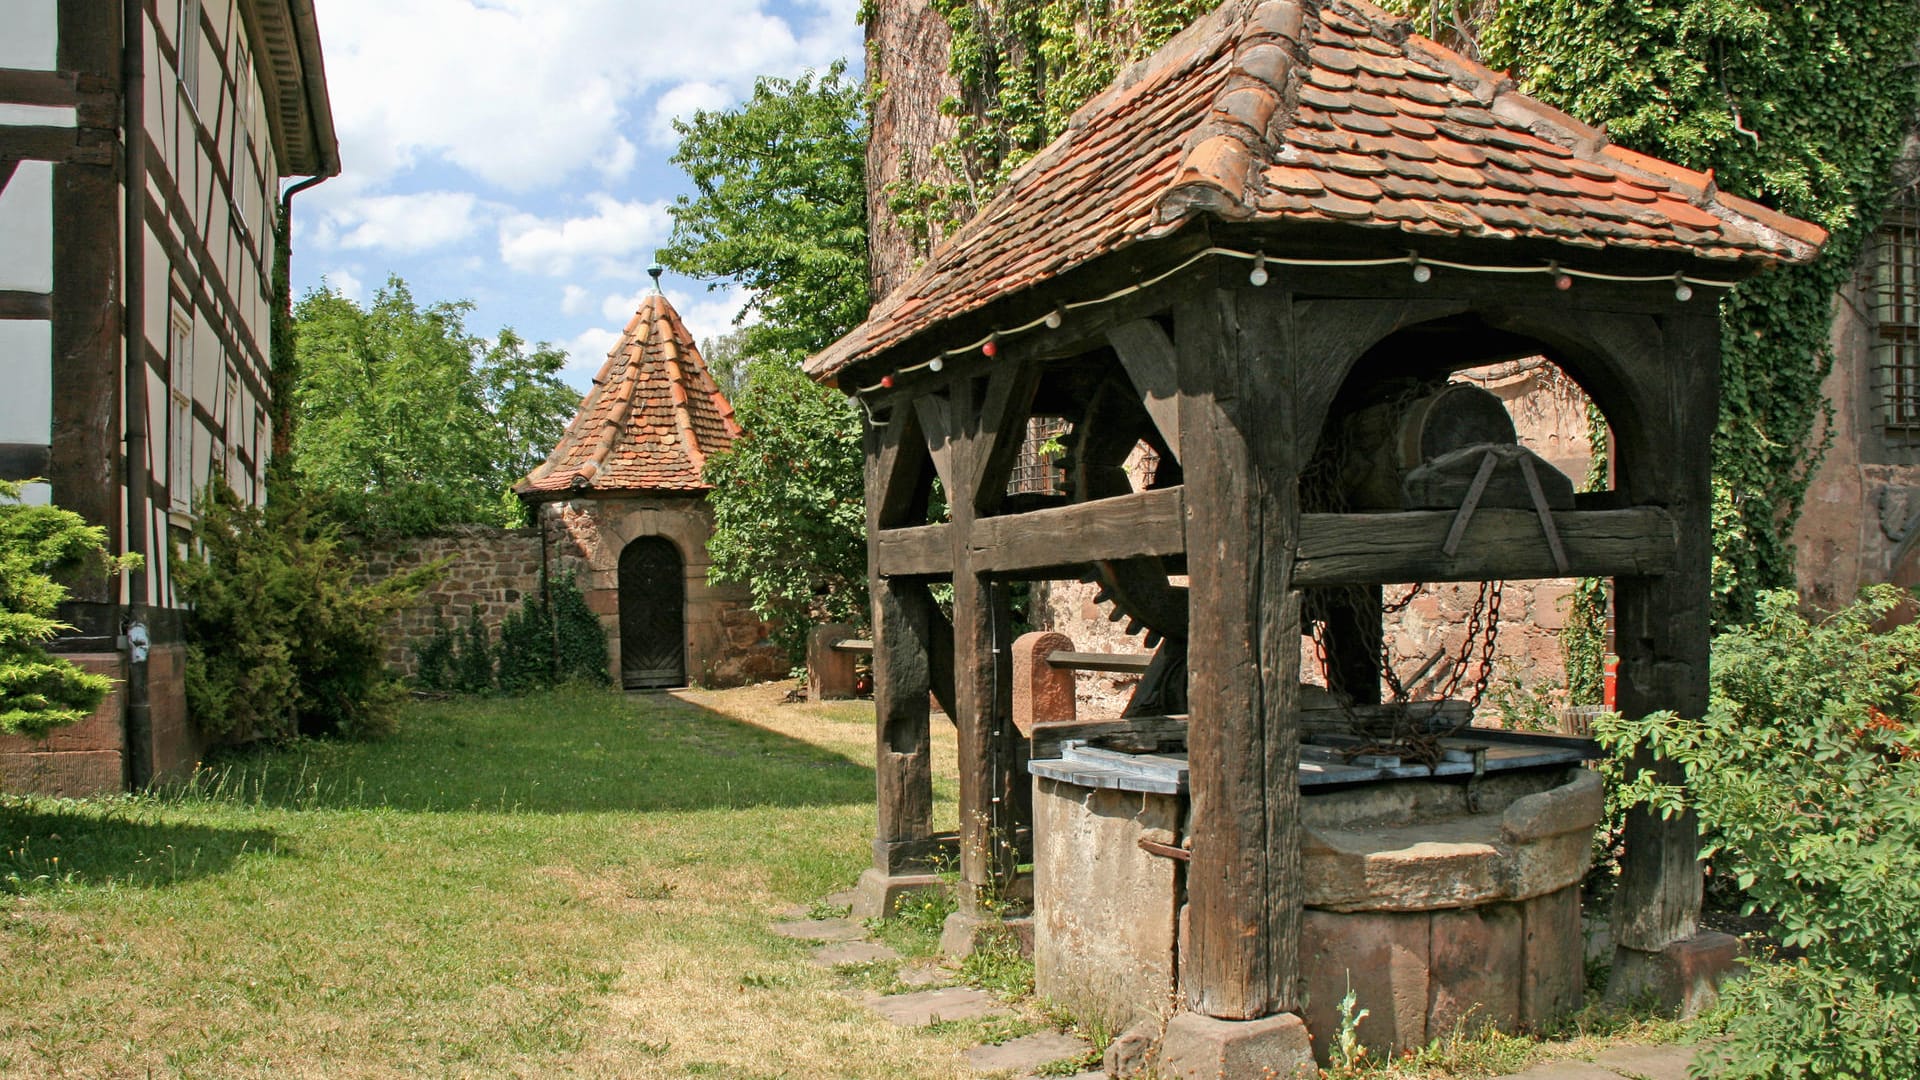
<box><xmin>360</xmin><ymin>508</ymin><xmax>784</xmax><ymax>689</ymax></box>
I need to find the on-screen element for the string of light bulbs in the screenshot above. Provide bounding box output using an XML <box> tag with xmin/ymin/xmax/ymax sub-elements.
<box><xmin>852</xmin><ymin>245</ymin><xmax>1732</xmax><ymax>395</ymax></box>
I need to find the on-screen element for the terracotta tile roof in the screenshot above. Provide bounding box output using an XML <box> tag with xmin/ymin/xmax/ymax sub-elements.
<box><xmin>807</xmin><ymin>0</ymin><xmax>1826</xmax><ymax>383</ymax></box>
<box><xmin>518</xmin><ymin>292</ymin><xmax>741</xmax><ymax>496</ymax></box>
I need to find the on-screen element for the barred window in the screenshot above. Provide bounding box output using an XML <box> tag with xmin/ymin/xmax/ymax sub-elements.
<box><xmin>1872</xmin><ymin>190</ymin><xmax>1920</xmax><ymax>432</ymax></box>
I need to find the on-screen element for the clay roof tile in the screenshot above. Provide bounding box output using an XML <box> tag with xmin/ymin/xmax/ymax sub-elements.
<box><xmin>805</xmin><ymin>0</ymin><xmax>1827</xmax><ymax>384</ymax></box>
<box><xmin>517</xmin><ymin>292</ymin><xmax>741</xmax><ymax>496</ymax></box>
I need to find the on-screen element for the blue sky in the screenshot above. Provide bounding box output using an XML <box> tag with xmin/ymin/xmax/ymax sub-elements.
<box><xmin>290</xmin><ymin>0</ymin><xmax>866</xmax><ymax>393</ymax></box>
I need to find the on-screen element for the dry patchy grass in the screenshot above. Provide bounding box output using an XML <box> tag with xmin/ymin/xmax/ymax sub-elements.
<box><xmin>0</xmin><ymin>682</ymin><xmax>982</xmax><ymax>1079</ymax></box>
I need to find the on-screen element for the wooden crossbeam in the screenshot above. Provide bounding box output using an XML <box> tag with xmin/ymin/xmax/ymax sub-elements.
<box><xmin>1293</xmin><ymin>506</ymin><xmax>1676</xmax><ymax>585</ymax></box>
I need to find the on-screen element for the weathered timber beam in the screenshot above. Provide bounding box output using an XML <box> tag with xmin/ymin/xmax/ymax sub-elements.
<box><xmin>969</xmin><ymin>486</ymin><xmax>1186</xmax><ymax>577</ymax></box>
<box><xmin>1293</xmin><ymin>507</ymin><xmax>1675</xmax><ymax>586</ymax></box>
<box><xmin>873</xmin><ymin>523</ymin><xmax>953</xmax><ymax>577</ymax></box>
<box><xmin>1046</xmin><ymin>650</ymin><xmax>1153</xmax><ymax>674</ymax></box>
<box><xmin>1106</xmin><ymin>319</ymin><xmax>1181</xmax><ymax>461</ymax></box>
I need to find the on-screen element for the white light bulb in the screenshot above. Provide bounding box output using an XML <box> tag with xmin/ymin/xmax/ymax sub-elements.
<box><xmin>1249</xmin><ymin>265</ymin><xmax>1270</xmax><ymax>287</ymax></box>
<box><xmin>1674</xmin><ymin>283</ymin><xmax>1693</xmax><ymax>302</ymax></box>
<box><xmin>1044</xmin><ymin>309</ymin><xmax>1063</xmax><ymax>329</ymax></box>
<box><xmin>1412</xmin><ymin>264</ymin><xmax>1433</xmax><ymax>283</ymax></box>
<box><xmin>928</xmin><ymin>356</ymin><xmax>945</xmax><ymax>372</ymax></box>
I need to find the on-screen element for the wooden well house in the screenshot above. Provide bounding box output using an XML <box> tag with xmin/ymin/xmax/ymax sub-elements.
<box><xmin>806</xmin><ymin>0</ymin><xmax>1823</xmax><ymax>1072</ymax></box>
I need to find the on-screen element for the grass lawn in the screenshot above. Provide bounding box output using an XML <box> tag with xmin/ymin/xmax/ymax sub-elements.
<box><xmin>0</xmin><ymin>684</ymin><xmax>977</xmax><ymax>1079</ymax></box>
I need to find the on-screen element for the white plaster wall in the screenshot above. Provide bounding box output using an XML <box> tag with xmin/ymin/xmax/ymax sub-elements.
<box><xmin>0</xmin><ymin>0</ymin><xmax>59</xmax><ymax>70</ymax></box>
<box><xmin>0</xmin><ymin>160</ymin><xmax>54</xmax><ymax>293</ymax></box>
<box><xmin>0</xmin><ymin>104</ymin><xmax>75</xmax><ymax>126</ymax></box>
<box><xmin>0</xmin><ymin>320</ymin><xmax>52</xmax><ymax>446</ymax></box>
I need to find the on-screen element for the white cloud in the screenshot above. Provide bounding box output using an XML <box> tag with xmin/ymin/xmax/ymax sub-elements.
<box><xmin>595</xmin><ymin>136</ymin><xmax>638</xmax><ymax>183</ymax></box>
<box><xmin>560</xmin><ymin>284</ymin><xmax>592</xmax><ymax>316</ymax></box>
<box><xmin>316</xmin><ymin>190</ymin><xmax>487</xmax><ymax>253</ymax></box>
<box><xmin>498</xmin><ymin>194</ymin><xmax>673</xmax><ymax>276</ymax></box>
<box><xmin>315</xmin><ymin>0</ymin><xmax>864</xmax><ymax>193</ymax></box>
<box><xmin>561</xmin><ymin>326</ymin><xmax>623</xmax><ymax>390</ymax></box>
<box><xmin>648</xmin><ymin>81</ymin><xmax>734</xmax><ymax>146</ymax></box>
<box><xmin>322</xmin><ymin>268</ymin><xmax>367</xmax><ymax>302</ymax></box>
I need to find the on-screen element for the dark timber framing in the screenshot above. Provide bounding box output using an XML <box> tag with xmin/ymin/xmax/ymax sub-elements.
<box><xmin>845</xmin><ymin>236</ymin><xmax>1739</xmax><ymax>1023</ymax></box>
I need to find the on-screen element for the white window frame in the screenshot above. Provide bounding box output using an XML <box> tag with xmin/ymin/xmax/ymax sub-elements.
<box><xmin>168</xmin><ymin>305</ymin><xmax>195</xmax><ymax>511</ymax></box>
<box><xmin>231</xmin><ymin>36</ymin><xmax>254</xmax><ymax>236</ymax></box>
<box><xmin>177</xmin><ymin>0</ymin><xmax>202</xmax><ymax>111</ymax></box>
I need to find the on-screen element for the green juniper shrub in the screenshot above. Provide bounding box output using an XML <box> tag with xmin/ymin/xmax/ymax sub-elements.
<box><xmin>0</xmin><ymin>479</ymin><xmax>139</xmax><ymax>737</ymax></box>
<box><xmin>495</xmin><ymin>596</ymin><xmax>552</xmax><ymax>695</ymax></box>
<box><xmin>413</xmin><ymin>607</ymin><xmax>455</xmax><ymax>692</ymax></box>
<box><xmin>1593</xmin><ymin>587</ymin><xmax>1920</xmax><ymax>1079</ymax></box>
<box><xmin>177</xmin><ymin>484</ymin><xmax>433</xmax><ymax>742</ymax></box>
<box><xmin>451</xmin><ymin>606</ymin><xmax>495</xmax><ymax>695</ymax></box>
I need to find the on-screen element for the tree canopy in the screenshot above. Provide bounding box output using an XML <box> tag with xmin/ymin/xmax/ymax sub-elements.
<box><xmin>291</xmin><ymin>277</ymin><xmax>579</xmax><ymax>536</ymax></box>
<box><xmin>660</xmin><ymin>61</ymin><xmax>871</xmax><ymax>364</ymax></box>
<box><xmin>662</xmin><ymin>64</ymin><xmax>873</xmax><ymax>660</ymax></box>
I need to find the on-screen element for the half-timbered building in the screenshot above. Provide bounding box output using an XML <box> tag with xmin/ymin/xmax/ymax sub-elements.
<box><xmin>0</xmin><ymin>0</ymin><xmax>337</xmax><ymax>792</ymax></box>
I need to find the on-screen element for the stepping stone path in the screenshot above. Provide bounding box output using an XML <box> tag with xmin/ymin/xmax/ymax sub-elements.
<box><xmin>770</xmin><ymin>902</ymin><xmax>1094</xmax><ymax>1078</ymax></box>
<box><xmin>965</xmin><ymin>1031</ymin><xmax>1098</xmax><ymax>1073</ymax></box>
<box><xmin>810</xmin><ymin>941</ymin><xmax>899</xmax><ymax>967</ymax></box>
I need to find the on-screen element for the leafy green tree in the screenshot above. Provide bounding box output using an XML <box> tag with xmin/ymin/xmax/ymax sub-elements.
<box><xmin>659</xmin><ymin>61</ymin><xmax>870</xmax><ymax>363</ymax></box>
<box><xmin>292</xmin><ymin>277</ymin><xmax>578</xmax><ymax>536</ymax></box>
<box><xmin>662</xmin><ymin>62</ymin><xmax>873</xmax><ymax>661</ymax></box>
<box><xmin>0</xmin><ymin>480</ymin><xmax>138</xmax><ymax>737</ymax></box>
<box><xmin>703</xmin><ymin>362</ymin><xmax>868</xmax><ymax>662</ymax></box>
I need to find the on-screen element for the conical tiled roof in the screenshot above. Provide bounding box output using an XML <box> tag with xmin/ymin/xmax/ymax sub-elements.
<box><xmin>519</xmin><ymin>292</ymin><xmax>741</xmax><ymax>495</ymax></box>
<box><xmin>807</xmin><ymin>0</ymin><xmax>1826</xmax><ymax>382</ymax></box>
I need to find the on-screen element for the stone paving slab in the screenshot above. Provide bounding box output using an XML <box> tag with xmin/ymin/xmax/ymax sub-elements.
<box><xmin>870</xmin><ymin>987</ymin><xmax>1012</xmax><ymax>1026</ymax></box>
<box><xmin>811</xmin><ymin>941</ymin><xmax>900</xmax><ymax>967</ymax></box>
<box><xmin>1589</xmin><ymin>1044</ymin><xmax>1695</xmax><ymax>1080</ymax></box>
<box><xmin>964</xmin><ymin>1031</ymin><xmax>1092</xmax><ymax>1075</ymax></box>
<box><xmin>770</xmin><ymin>917</ymin><xmax>867</xmax><ymax>942</ymax></box>
<box><xmin>824</xmin><ymin>887</ymin><xmax>860</xmax><ymax>910</ymax></box>
<box><xmin>896</xmin><ymin>962</ymin><xmax>949</xmax><ymax>987</ymax></box>
<box><xmin>1500</xmin><ymin>1061</ymin><xmax>1629</xmax><ymax>1080</ymax></box>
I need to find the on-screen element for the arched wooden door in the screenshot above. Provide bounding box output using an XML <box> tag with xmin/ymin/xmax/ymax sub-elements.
<box><xmin>618</xmin><ymin>536</ymin><xmax>686</xmax><ymax>689</ymax></box>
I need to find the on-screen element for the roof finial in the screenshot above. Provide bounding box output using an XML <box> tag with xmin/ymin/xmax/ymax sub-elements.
<box><xmin>647</xmin><ymin>257</ymin><xmax>664</xmax><ymax>293</ymax></box>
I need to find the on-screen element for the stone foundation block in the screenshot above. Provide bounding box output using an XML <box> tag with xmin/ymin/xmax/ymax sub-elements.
<box><xmin>1607</xmin><ymin>931</ymin><xmax>1743</xmax><ymax>1018</ymax></box>
<box><xmin>807</xmin><ymin>623</ymin><xmax>859</xmax><ymax>701</ymax></box>
<box><xmin>849</xmin><ymin>867</ymin><xmax>947</xmax><ymax>921</ymax></box>
<box><xmin>1300</xmin><ymin>908</ymin><xmax>1430</xmax><ymax>1063</ymax></box>
<box><xmin>1155</xmin><ymin>1011</ymin><xmax>1315</xmax><ymax>1080</ymax></box>
<box><xmin>1519</xmin><ymin>886</ymin><xmax>1585</xmax><ymax>1027</ymax></box>
<box><xmin>0</xmin><ymin>750</ymin><xmax>124</xmax><ymax>797</ymax></box>
<box><xmin>1011</xmin><ymin>631</ymin><xmax>1076</xmax><ymax>736</ymax></box>
<box><xmin>1428</xmin><ymin>904</ymin><xmax>1521</xmax><ymax>1036</ymax></box>
<box><xmin>939</xmin><ymin>910</ymin><xmax>1031</xmax><ymax>960</ymax></box>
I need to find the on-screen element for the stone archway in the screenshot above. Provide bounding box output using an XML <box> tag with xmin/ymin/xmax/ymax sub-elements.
<box><xmin>618</xmin><ymin>535</ymin><xmax>686</xmax><ymax>689</ymax></box>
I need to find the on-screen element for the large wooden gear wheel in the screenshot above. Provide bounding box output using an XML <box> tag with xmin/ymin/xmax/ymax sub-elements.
<box><xmin>1065</xmin><ymin>371</ymin><xmax>1187</xmax><ymax>647</ymax></box>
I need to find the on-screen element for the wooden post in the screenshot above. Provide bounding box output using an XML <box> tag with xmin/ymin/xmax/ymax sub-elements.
<box><xmin>1177</xmin><ymin>286</ymin><xmax>1304</xmax><ymax>1019</ymax></box>
<box><xmin>866</xmin><ymin>412</ymin><xmax>938</xmax><ymax>874</ymax></box>
<box><xmin>1609</xmin><ymin>313</ymin><xmax>1718</xmax><ymax>960</ymax></box>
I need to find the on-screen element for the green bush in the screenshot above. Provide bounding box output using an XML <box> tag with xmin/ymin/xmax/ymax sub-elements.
<box><xmin>410</xmin><ymin>574</ymin><xmax>607</xmax><ymax>696</ymax></box>
<box><xmin>414</xmin><ymin>608</ymin><xmax>454</xmax><ymax>692</ymax></box>
<box><xmin>177</xmin><ymin>486</ymin><xmax>433</xmax><ymax>742</ymax></box>
<box><xmin>1594</xmin><ymin>587</ymin><xmax>1920</xmax><ymax>1079</ymax></box>
<box><xmin>0</xmin><ymin>480</ymin><xmax>137</xmax><ymax>737</ymax></box>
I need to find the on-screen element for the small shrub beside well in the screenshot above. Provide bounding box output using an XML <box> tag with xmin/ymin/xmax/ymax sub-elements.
<box><xmin>1594</xmin><ymin>587</ymin><xmax>1920</xmax><ymax>1079</ymax></box>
